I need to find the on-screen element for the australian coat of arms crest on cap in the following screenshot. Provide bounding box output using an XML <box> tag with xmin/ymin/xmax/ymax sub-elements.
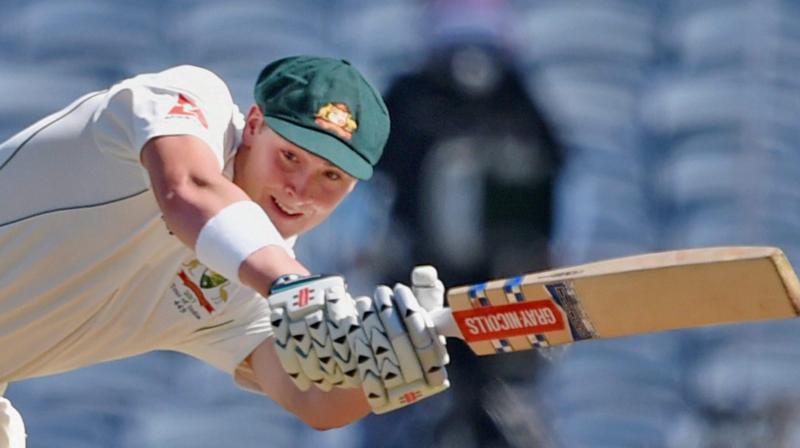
<box><xmin>315</xmin><ymin>103</ymin><xmax>357</xmax><ymax>140</ymax></box>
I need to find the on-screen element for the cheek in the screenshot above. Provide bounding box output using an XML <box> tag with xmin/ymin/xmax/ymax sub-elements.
<box><xmin>243</xmin><ymin>162</ymin><xmax>265</xmax><ymax>193</ymax></box>
<box><xmin>314</xmin><ymin>186</ymin><xmax>352</xmax><ymax>212</ymax></box>
<box><xmin>248</xmin><ymin>154</ymin><xmax>281</xmax><ymax>187</ymax></box>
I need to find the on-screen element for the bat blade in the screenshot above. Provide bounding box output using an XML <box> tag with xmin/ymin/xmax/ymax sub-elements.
<box><xmin>432</xmin><ymin>246</ymin><xmax>800</xmax><ymax>356</ymax></box>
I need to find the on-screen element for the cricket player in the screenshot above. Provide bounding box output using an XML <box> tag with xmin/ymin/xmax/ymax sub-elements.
<box><xmin>0</xmin><ymin>56</ymin><xmax>450</xmax><ymax>447</ymax></box>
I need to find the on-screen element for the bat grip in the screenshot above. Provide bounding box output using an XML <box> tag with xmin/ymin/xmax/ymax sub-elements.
<box><xmin>429</xmin><ymin>307</ymin><xmax>462</xmax><ymax>340</ymax></box>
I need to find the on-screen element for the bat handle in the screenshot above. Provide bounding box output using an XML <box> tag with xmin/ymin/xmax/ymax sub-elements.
<box><xmin>429</xmin><ymin>307</ymin><xmax>462</xmax><ymax>340</ymax></box>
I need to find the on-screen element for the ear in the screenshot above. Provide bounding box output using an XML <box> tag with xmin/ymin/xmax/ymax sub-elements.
<box><xmin>245</xmin><ymin>105</ymin><xmax>265</xmax><ymax>135</ymax></box>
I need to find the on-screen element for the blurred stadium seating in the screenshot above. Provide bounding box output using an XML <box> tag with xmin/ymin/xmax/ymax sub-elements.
<box><xmin>2</xmin><ymin>0</ymin><xmax>800</xmax><ymax>447</ymax></box>
<box><xmin>522</xmin><ymin>0</ymin><xmax>800</xmax><ymax>447</ymax></box>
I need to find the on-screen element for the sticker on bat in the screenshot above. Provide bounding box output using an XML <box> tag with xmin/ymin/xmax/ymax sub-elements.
<box><xmin>451</xmin><ymin>300</ymin><xmax>566</xmax><ymax>342</ymax></box>
<box><xmin>545</xmin><ymin>282</ymin><xmax>597</xmax><ymax>341</ymax></box>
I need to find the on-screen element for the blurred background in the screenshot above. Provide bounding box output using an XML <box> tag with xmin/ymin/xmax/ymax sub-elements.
<box><xmin>2</xmin><ymin>0</ymin><xmax>800</xmax><ymax>446</ymax></box>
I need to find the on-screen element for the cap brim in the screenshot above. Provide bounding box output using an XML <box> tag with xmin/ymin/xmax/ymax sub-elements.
<box><xmin>264</xmin><ymin>116</ymin><xmax>372</xmax><ymax>180</ymax></box>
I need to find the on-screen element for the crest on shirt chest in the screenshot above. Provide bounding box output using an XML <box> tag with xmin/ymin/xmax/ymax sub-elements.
<box><xmin>170</xmin><ymin>259</ymin><xmax>230</xmax><ymax>319</ymax></box>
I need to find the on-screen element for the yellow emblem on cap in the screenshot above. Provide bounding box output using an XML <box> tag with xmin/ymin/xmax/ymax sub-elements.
<box><xmin>315</xmin><ymin>103</ymin><xmax>357</xmax><ymax>140</ymax></box>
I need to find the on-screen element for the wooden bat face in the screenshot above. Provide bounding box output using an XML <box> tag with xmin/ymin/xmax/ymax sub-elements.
<box><xmin>438</xmin><ymin>246</ymin><xmax>800</xmax><ymax>355</ymax></box>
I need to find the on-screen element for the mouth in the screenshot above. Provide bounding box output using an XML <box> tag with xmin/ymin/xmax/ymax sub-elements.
<box><xmin>271</xmin><ymin>197</ymin><xmax>304</xmax><ymax>218</ymax></box>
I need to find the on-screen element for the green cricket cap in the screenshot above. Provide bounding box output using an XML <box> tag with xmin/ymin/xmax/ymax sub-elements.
<box><xmin>254</xmin><ymin>56</ymin><xmax>390</xmax><ymax>180</ymax></box>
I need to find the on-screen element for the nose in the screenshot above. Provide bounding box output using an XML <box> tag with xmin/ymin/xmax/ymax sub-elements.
<box><xmin>284</xmin><ymin>169</ymin><xmax>313</xmax><ymax>203</ymax></box>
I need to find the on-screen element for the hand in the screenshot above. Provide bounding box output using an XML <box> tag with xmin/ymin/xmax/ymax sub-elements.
<box><xmin>349</xmin><ymin>266</ymin><xmax>451</xmax><ymax>414</ymax></box>
<box><xmin>268</xmin><ymin>274</ymin><xmax>361</xmax><ymax>391</ymax></box>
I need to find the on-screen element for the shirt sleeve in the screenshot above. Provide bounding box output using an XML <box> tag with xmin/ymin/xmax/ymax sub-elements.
<box><xmin>91</xmin><ymin>65</ymin><xmax>239</xmax><ymax>173</ymax></box>
<box><xmin>172</xmin><ymin>286</ymin><xmax>274</xmax><ymax>393</ymax></box>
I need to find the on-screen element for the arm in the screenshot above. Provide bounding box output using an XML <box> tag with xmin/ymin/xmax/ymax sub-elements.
<box><xmin>144</xmin><ymin>137</ymin><xmax>368</xmax><ymax>427</ymax></box>
<box><xmin>141</xmin><ymin>135</ymin><xmax>308</xmax><ymax>295</ymax></box>
<box><xmin>247</xmin><ymin>338</ymin><xmax>371</xmax><ymax>430</ymax></box>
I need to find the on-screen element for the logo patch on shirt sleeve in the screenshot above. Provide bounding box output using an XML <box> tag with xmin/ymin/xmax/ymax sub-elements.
<box><xmin>170</xmin><ymin>260</ymin><xmax>230</xmax><ymax>319</ymax></box>
<box><xmin>167</xmin><ymin>94</ymin><xmax>209</xmax><ymax>129</ymax></box>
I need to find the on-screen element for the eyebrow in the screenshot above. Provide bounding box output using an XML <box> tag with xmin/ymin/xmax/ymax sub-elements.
<box><xmin>312</xmin><ymin>156</ymin><xmax>335</xmax><ymax>169</ymax></box>
<box><xmin>287</xmin><ymin>143</ymin><xmax>343</xmax><ymax>172</ymax></box>
<box><xmin>316</xmin><ymin>155</ymin><xmax>340</xmax><ymax>170</ymax></box>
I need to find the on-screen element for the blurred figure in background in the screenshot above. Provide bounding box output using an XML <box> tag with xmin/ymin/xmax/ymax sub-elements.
<box><xmin>361</xmin><ymin>1</ymin><xmax>562</xmax><ymax>446</ymax></box>
<box><xmin>380</xmin><ymin>0</ymin><xmax>560</xmax><ymax>287</ymax></box>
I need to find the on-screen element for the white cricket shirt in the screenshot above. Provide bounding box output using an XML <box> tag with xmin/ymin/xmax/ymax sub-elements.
<box><xmin>0</xmin><ymin>66</ymin><xmax>284</xmax><ymax>392</ymax></box>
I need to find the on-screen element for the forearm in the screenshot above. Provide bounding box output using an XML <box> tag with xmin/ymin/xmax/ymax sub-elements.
<box><xmin>240</xmin><ymin>246</ymin><xmax>310</xmax><ymax>296</ymax></box>
<box><xmin>292</xmin><ymin>385</ymin><xmax>371</xmax><ymax>430</ymax></box>
<box><xmin>250</xmin><ymin>340</ymin><xmax>370</xmax><ymax>430</ymax></box>
<box><xmin>143</xmin><ymin>135</ymin><xmax>248</xmax><ymax>247</ymax></box>
<box><xmin>154</xmin><ymin>172</ymin><xmax>248</xmax><ymax>247</ymax></box>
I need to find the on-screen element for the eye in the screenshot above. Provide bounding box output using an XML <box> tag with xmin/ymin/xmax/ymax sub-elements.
<box><xmin>282</xmin><ymin>150</ymin><xmax>298</xmax><ymax>162</ymax></box>
<box><xmin>324</xmin><ymin>170</ymin><xmax>341</xmax><ymax>181</ymax></box>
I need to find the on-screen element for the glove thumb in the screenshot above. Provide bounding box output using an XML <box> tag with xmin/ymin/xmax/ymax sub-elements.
<box><xmin>411</xmin><ymin>265</ymin><xmax>445</xmax><ymax>312</ymax></box>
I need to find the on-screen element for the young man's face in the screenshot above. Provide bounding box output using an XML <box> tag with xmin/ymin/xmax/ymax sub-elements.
<box><xmin>234</xmin><ymin>106</ymin><xmax>358</xmax><ymax>238</ymax></box>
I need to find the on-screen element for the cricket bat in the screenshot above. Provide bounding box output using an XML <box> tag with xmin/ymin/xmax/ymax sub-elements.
<box><xmin>429</xmin><ymin>246</ymin><xmax>800</xmax><ymax>355</ymax></box>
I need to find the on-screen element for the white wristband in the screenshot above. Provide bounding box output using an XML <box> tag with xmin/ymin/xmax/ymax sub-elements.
<box><xmin>195</xmin><ymin>201</ymin><xmax>289</xmax><ymax>284</ymax></box>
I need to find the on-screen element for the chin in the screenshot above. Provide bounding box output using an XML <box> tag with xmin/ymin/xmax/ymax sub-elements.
<box><xmin>274</xmin><ymin>225</ymin><xmax>294</xmax><ymax>240</ymax></box>
<box><xmin>276</xmin><ymin>223</ymin><xmax>304</xmax><ymax>239</ymax></box>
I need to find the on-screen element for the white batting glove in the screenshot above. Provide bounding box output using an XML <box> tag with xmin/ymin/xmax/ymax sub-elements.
<box><xmin>350</xmin><ymin>266</ymin><xmax>451</xmax><ymax>414</ymax></box>
<box><xmin>268</xmin><ymin>274</ymin><xmax>361</xmax><ymax>391</ymax></box>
